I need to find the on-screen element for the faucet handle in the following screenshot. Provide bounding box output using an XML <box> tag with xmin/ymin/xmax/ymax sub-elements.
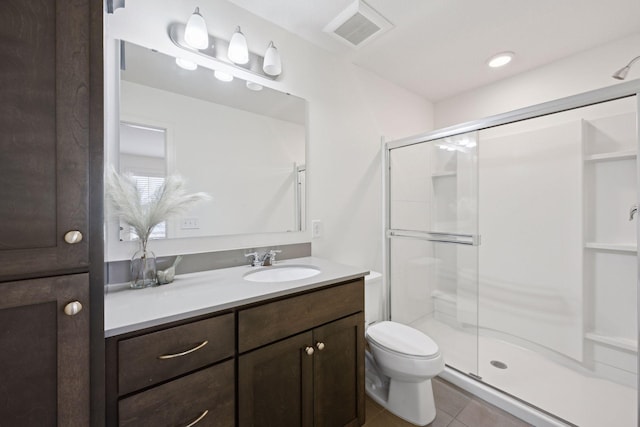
<box><xmin>244</xmin><ymin>252</ymin><xmax>260</xmax><ymax>266</ymax></box>
<box><xmin>268</xmin><ymin>249</ymin><xmax>282</xmax><ymax>262</ymax></box>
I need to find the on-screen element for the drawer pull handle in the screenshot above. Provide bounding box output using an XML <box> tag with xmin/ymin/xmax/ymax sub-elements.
<box><xmin>183</xmin><ymin>409</ymin><xmax>209</xmax><ymax>427</ymax></box>
<box><xmin>304</xmin><ymin>346</ymin><xmax>314</xmax><ymax>356</ymax></box>
<box><xmin>158</xmin><ymin>340</ymin><xmax>209</xmax><ymax>360</ymax></box>
<box><xmin>316</xmin><ymin>342</ymin><xmax>325</xmax><ymax>351</ymax></box>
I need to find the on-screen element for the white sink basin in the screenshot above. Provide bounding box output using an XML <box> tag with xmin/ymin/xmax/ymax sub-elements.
<box><xmin>243</xmin><ymin>265</ymin><xmax>321</xmax><ymax>283</ymax></box>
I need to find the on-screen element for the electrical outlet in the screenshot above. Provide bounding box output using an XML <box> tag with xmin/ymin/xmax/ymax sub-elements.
<box><xmin>181</xmin><ymin>218</ymin><xmax>200</xmax><ymax>229</ymax></box>
<box><xmin>311</xmin><ymin>220</ymin><xmax>323</xmax><ymax>238</ymax></box>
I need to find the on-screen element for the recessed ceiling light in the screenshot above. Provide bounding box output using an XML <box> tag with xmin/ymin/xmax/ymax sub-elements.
<box><xmin>487</xmin><ymin>52</ymin><xmax>514</xmax><ymax>68</ymax></box>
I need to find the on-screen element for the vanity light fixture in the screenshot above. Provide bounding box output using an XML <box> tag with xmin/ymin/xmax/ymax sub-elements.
<box><xmin>184</xmin><ymin>7</ymin><xmax>209</xmax><ymax>50</ymax></box>
<box><xmin>167</xmin><ymin>22</ymin><xmax>282</xmax><ymax>80</ymax></box>
<box><xmin>228</xmin><ymin>26</ymin><xmax>249</xmax><ymax>64</ymax></box>
<box><xmin>214</xmin><ymin>70</ymin><xmax>234</xmax><ymax>82</ymax></box>
<box><xmin>169</xmin><ymin>18</ymin><xmax>283</xmax><ymax>81</ymax></box>
<box><xmin>263</xmin><ymin>41</ymin><xmax>282</xmax><ymax>76</ymax></box>
<box><xmin>246</xmin><ymin>81</ymin><xmax>263</xmax><ymax>91</ymax></box>
<box><xmin>175</xmin><ymin>57</ymin><xmax>198</xmax><ymax>71</ymax></box>
<box><xmin>487</xmin><ymin>51</ymin><xmax>514</xmax><ymax>68</ymax></box>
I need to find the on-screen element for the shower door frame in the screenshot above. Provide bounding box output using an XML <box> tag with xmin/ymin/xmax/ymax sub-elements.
<box><xmin>382</xmin><ymin>79</ymin><xmax>640</xmax><ymax>423</ymax></box>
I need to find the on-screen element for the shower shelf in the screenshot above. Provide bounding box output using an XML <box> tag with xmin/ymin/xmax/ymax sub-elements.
<box><xmin>583</xmin><ymin>150</ymin><xmax>637</xmax><ymax>162</ymax></box>
<box><xmin>431</xmin><ymin>171</ymin><xmax>457</xmax><ymax>178</ymax></box>
<box><xmin>584</xmin><ymin>332</ymin><xmax>637</xmax><ymax>353</ymax></box>
<box><xmin>584</xmin><ymin>242</ymin><xmax>637</xmax><ymax>252</ymax></box>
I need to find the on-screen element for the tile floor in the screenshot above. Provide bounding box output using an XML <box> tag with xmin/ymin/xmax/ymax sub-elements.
<box><xmin>362</xmin><ymin>377</ymin><xmax>532</xmax><ymax>427</ymax></box>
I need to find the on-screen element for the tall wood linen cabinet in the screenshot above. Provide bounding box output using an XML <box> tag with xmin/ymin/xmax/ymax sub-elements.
<box><xmin>0</xmin><ymin>0</ymin><xmax>103</xmax><ymax>426</ymax></box>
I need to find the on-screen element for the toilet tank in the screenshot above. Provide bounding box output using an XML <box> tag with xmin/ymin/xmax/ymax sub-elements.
<box><xmin>365</xmin><ymin>271</ymin><xmax>383</xmax><ymax>327</ymax></box>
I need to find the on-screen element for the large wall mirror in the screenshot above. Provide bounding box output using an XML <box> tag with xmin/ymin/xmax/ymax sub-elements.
<box><xmin>113</xmin><ymin>41</ymin><xmax>307</xmax><ymax>241</ymax></box>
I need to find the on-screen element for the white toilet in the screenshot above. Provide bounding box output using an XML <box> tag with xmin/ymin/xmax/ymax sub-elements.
<box><xmin>364</xmin><ymin>272</ymin><xmax>445</xmax><ymax>426</ymax></box>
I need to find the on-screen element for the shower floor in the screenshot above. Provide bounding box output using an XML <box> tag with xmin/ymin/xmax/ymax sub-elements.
<box><xmin>412</xmin><ymin>317</ymin><xmax>637</xmax><ymax>427</ymax></box>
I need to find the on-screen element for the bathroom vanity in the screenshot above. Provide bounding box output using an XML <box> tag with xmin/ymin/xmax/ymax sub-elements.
<box><xmin>105</xmin><ymin>257</ymin><xmax>367</xmax><ymax>427</ymax></box>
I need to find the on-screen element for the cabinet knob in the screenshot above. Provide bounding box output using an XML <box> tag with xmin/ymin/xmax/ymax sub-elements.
<box><xmin>64</xmin><ymin>230</ymin><xmax>83</xmax><ymax>244</ymax></box>
<box><xmin>64</xmin><ymin>301</ymin><xmax>83</xmax><ymax>316</ymax></box>
<box><xmin>316</xmin><ymin>342</ymin><xmax>325</xmax><ymax>351</ymax></box>
<box><xmin>304</xmin><ymin>346</ymin><xmax>314</xmax><ymax>356</ymax></box>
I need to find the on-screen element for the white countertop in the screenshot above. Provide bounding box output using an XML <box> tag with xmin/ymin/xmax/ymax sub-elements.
<box><xmin>104</xmin><ymin>256</ymin><xmax>368</xmax><ymax>337</ymax></box>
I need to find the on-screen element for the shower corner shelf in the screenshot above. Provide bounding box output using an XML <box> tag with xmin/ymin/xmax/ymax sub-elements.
<box><xmin>583</xmin><ymin>242</ymin><xmax>637</xmax><ymax>253</ymax></box>
<box><xmin>584</xmin><ymin>332</ymin><xmax>638</xmax><ymax>353</ymax></box>
<box><xmin>431</xmin><ymin>171</ymin><xmax>457</xmax><ymax>178</ymax></box>
<box><xmin>583</xmin><ymin>150</ymin><xmax>637</xmax><ymax>162</ymax></box>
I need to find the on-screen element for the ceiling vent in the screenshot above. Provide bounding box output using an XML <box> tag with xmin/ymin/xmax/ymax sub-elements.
<box><xmin>323</xmin><ymin>1</ymin><xmax>393</xmax><ymax>48</ymax></box>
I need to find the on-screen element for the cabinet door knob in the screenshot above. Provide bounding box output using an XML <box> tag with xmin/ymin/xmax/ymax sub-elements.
<box><xmin>304</xmin><ymin>346</ymin><xmax>314</xmax><ymax>356</ymax></box>
<box><xmin>64</xmin><ymin>301</ymin><xmax>83</xmax><ymax>316</ymax></box>
<box><xmin>316</xmin><ymin>342</ymin><xmax>325</xmax><ymax>351</ymax></box>
<box><xmin>64</xmin><ymin>230</ymin><xmax>83</xmax><ymax>244</ymax></box>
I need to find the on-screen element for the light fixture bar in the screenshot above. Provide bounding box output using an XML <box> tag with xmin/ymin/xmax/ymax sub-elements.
<box><xmin>168</xmin><ymin>22</ymin><xmax>279</xmax><ymax>81</ymax></box>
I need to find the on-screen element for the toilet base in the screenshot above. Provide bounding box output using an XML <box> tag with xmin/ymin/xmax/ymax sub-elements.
<box><xmin>365</xmin><ymin>360</ymin><xmax>437</xmax><ymax>426</ymax></box>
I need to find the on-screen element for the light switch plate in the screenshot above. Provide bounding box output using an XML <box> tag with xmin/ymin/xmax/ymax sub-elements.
<box><xmin>181</xmin><ymin>218</ymin><xmax>200</xmax><ymax>229</ymax></box>
<box><xmin>311</xmin><ymin>220</ymin><xmax>323</xmax><ymax>238</ymax></box>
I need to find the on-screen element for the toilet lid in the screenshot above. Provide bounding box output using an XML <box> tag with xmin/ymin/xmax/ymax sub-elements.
<box><xmin>367</xmin><ymin>321</ymin><xmax>439</xmax><ymax>357</ymax></box>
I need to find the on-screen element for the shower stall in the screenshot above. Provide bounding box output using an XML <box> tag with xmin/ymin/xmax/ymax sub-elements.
<box><xmin>384</xmin><ymin>82</ymin><xmax>640</xmax><ymax>427</ymax></box>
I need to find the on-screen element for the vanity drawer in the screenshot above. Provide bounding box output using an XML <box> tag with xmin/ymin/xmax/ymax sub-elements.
<box><xmin>119</xmin><ymin>360</ymin><xmax>234</xmax><ymax>427</ymax></box>
<box><xmin>238</xmin><ymin>279</ymin><xmax>363</xmax><ymax>353</ymax></box>
<box><xmin>118</xmin><ymin>313</ymin><xmax>234</xmax><ymax>395</ymax></box>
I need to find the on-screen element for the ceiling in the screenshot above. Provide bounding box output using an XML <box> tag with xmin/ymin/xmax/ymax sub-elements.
<box><xmin>225</xmin><ymin>0</ymin><xmax>640</xmax><ymax>101</ymax></box>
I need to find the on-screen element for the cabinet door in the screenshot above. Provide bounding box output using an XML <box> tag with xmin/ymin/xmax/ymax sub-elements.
<box><xmin>239</xmin><ymin>332</ymin><xmax>314</xmax><ymax>427</ymax></box>
<box><xmin>0</xmin><ymin>0</ymin><xmax>90</xmax><ymax>280</ymax></box>
<box><xmin>0</xmin><ymin>274</ymin><xmax>89</xmax><ymax>426</ymax></box>
<box><xmin>313</xmin><ymin>313</ymin><xmax>365</xmax><ymax>427</ymax></box>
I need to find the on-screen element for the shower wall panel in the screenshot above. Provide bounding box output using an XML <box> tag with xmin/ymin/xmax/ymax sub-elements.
<box><xmin>479</xmin><ymin>120</ymin><xmax>584</xmax><ymax>361</ymax></box>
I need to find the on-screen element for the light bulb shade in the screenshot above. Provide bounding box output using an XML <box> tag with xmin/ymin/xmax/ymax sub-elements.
<box><xmin>214</xmin><ymin>70</ymin><xmax>234</xmax><ymax>82</ymax></box>
<box><xmin>228</xmin><ymin>26</ymin><xmax>249</xmax><ymax>64</ymax></box>
<box><xmin>184</xmin><ymin>7</ymin><xmax>209</xmax><ymax>50</ymax></box>
<box><xmin>263</xmin><ymin>41</ymin><xmax>282</xmax><ymax>76</ymax></box>
<box><xmin>175</xmin><ymin>57</ymin><xmax>197</xmax><ymax>70</ymax></box>
<box><xmin>246</xmin><ymin>81</ymin><xmax>263</xmax><ymax>91</ymax></box>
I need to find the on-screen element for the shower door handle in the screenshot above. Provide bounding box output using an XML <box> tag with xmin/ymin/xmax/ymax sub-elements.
<box><xmin>387</xmin><ymin>230</ymin><xmax>481</xmax><ymax>246</ymax></box>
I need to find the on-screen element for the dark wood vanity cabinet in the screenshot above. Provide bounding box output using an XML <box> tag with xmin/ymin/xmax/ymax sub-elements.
<box><xmin>239</xmin><ymin>313</ymin><xmax>364</xmax><ymax>427</ymax></box>
<box><xmin>106</xmin><ymin>313</ymin><xmax>236</xmax><ymax>427</ymax></box>
<box><xmin>0</xmin><ymin>0</ymin><xmax>102</xmax><ymax>426</ymax></box>
<box><xmin>106</xmin><ymin>278</ymin><xmax>365</xmax><ymax>427</ymax></box>
<box><xmin>238</xmin><ymin>279</ymin><xmax>365</xmax><ymax>427</ymax></box>
<box><xmin>0</xmin><ymin>274</ymin><xmax>90</xmax><ymax>425</ymax></box>
<box><xmin>0</xmin><ymin>0</ymin><xmax>93</xmax><ymax>280</ymax></box>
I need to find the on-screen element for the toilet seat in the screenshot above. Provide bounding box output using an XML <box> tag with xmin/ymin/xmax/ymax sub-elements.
<box><xmin>367</xmin><ymin>321</ymin><xmax>439</xmax><ymax>359</ymax></box>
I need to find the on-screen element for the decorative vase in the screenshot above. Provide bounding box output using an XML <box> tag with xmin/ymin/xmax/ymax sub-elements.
<box><xmin>130</xmin><ymin>244</ymin><xmax>157</xmax><ymax>289</ymax></box>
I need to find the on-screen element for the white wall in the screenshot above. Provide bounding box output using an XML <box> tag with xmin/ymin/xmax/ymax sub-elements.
<box><xmin>106</xmin><ymin>0</ymin><xmax>434</xmax><ymax>268</ymax></box>
<box><xmin>434</xmin><ymin>33</ymin><xmax>640</xmax><ymax>128</ymax></box>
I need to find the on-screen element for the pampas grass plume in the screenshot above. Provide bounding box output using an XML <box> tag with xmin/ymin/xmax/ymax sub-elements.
<box><xmin>105</xmin><ymin>167</ymin><xmax>210</xmax><ymax>247</ymax></box>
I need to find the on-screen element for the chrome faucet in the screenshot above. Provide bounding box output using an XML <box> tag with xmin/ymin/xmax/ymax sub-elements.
<box><xmin>245</xmin><ymin>249</ymin><xmax>282</xmax><ymax>267</ymax></box>
<box><xmin>630</xmin><ymin>205</ymin><xmax>638</xmax><ymax>221</ymax></box>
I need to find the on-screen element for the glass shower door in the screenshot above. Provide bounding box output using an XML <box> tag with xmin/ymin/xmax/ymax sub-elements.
<box><xmin>387</xmin><ymin>131</ymin><xmax>480</xmax><ymax>377</ymax></box>
<box><xmin>475</xmin><ymin>96</ymin><xmax>637</xmax><ymax>427</ymax></box>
